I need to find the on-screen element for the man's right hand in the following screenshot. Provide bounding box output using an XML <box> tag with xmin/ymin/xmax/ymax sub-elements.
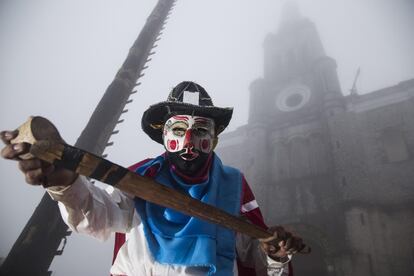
<box><xmin>1</xmin><ymin>130</ymin><xmax>78</xmax><ymax>188</ymax></box>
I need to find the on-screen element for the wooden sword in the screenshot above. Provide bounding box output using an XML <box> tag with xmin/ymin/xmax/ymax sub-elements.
<box><xmin>12</xmin><ymin>116</ymin><xmax>311</xmax><ymax>253</ymax></box>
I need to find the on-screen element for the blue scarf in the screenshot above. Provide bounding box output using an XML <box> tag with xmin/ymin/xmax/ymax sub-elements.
<box><xmin>134</xmin><ymin>154</ymin><xmax>242</xmax><ymax>275</ymax></box>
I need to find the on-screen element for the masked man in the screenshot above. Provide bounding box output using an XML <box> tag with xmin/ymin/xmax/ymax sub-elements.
<box><xmin>1</xmin><ymin>81</ymin><xmax>304</xmax><ymax>276</ymax></box>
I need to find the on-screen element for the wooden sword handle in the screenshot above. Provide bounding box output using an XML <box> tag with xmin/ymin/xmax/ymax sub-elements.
<box><xmin>11</xmin><ymin>116</ymin><xmax>63</xmax><ymax>159</ymax></box>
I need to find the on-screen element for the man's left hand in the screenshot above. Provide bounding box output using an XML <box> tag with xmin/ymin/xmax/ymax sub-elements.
<box><xmin>259</xmin><ymin>226</ymin><xmax>304</xmax><ymax>262</ymax></box>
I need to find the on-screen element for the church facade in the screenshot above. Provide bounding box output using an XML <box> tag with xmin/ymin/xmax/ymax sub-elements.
<box><xmin>216</xmin><ymin>10</ymin><xmax>414</xmax><ymax>276</ymax></box>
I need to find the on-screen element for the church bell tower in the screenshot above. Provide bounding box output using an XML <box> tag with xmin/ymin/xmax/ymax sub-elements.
<box><xmin>249</xmin><ymin>3</ymin><xmax>343</xmax><ymax>127</ymax></box>
<box><xmin>245</xmin><ymin>4</ymin><xmax>346</xmax><ymax>275</ymax></box>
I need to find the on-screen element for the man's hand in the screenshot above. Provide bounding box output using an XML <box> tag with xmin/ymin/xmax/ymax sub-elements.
<box><xmin>259</xmin><ymin>226</ymin><xmax>305</xmax><ymax>262</ymax></box>
<box><xmin>1</xmin><ymin>130</ymin><xmax>77</xmax><ymax>188</ymax></box>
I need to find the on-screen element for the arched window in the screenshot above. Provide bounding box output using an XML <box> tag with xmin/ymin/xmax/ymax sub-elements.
<box><xmin>272</xmin><ymin>141</ymin><xmax>290</xmax><ymax>181</ymax></box>
<box><xmin>381</xmin><ymin>127</ymin><xmax>409</xmax><ymax>162</ymax></box>
<box><xmin>308</xmin><ymin>133</ymin><xmax>329</xmax><ymax>174</ymax></box>
<box><xmin>289</xmin><ymin>136</ymin><xmax>310</xmax><ymax>178</ymax></box>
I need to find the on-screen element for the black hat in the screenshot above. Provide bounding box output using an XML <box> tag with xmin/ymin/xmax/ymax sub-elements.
<box><xmin>142</xmin><ymin>81</ymin><xmax>233</xmax><ymax>144</ymax></box>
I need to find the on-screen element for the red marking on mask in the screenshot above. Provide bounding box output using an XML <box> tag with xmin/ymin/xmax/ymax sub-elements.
<box><xmin>172</xmin><ymin>115</ymin><xmax>190</xmax><ymax>121</ymax></box>
<box><xmin>183</xmin><ymin>129</ymin><xmax>193</xmax><ymax>147</ymax></box>
<box><xmin>169</xmin><ymin>139</ymin><xmax>177</xmax><ymax>151</ymax></box>
<box><xmin>194</xmin><ymin>117</ymin><xmax>210</xmax><ymax>123</ymax></box>
<box><xmin>201</xmin><ymin>139</ymin><xmax>210</xmax><ymax>151</ymax></box>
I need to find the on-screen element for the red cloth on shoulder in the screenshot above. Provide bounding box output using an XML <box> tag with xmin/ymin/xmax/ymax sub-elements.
<box><xmin>112</xmin><ymin>159</ymin><xmax>152</xmax><ymax>266</ymax></box>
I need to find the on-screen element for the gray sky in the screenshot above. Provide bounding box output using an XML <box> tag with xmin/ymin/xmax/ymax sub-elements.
<box><xmin>1</xmin><ymin>0</ymin><xmax>413</xmax><ymax>275</ymax></box>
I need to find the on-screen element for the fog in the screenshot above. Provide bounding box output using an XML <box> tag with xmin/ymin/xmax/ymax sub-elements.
<box><xmin>0</xmin><ymin>0</ymin><xmax>413</xmax><ymax>275</ymax></box>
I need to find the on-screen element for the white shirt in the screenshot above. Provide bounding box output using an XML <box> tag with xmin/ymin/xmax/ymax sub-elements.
<box><xmin>47</xmin><ymin>176</ymin><xmax>290</xmax><ymax>276</ymax></box>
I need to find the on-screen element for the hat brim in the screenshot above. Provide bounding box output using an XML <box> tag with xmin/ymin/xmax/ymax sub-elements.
<box><xmin>142</xmin><ymin>101</ymin><xmax>233</xmax><ymax>144</ymax></box>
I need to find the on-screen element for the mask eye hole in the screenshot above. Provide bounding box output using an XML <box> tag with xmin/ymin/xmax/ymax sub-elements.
<box><xmin>172</xmin><ymin>127</ymin><xmax>186</xmax><ymax>136</ymax></box>
<box><xmin>169</xmin><ymin>122</ymin><xmax>188</xmax><ymax>137</ymax></box>
<box><xmin>193</xmin><ymin>127</ymin><xmax>208</xmax><ymax>136</ymax></box>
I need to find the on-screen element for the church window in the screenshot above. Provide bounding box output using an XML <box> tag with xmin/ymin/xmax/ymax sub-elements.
<box><xmin>336</xmin><ymin>141</ymin><xmax>341</xmax><ymax>149</ymax></box>
<box><xmin>360</xmin><ymin>213</ymin><xmax>365</xmax><ymax>226</ymax></box>
<box><xmin>286</xmin><ymin>93</ymin><xmax>304</xmax><ymax>108</ymax></box>
<box><xmin>381</xmin><ymin>127</ymin><xmax>409</xmax><ymax>162</ymax></box>
<box><xmin>309</xmin><ymin>133</ymin><xmax>329</xmax><ymax>174</ymax></box>
<box><xmin>412</xmin><ymin>248</ymin><xmax>414</xmax><ymax>263</ymax></box>
<box><xmin>289</xmin><ymin>137</ymin><xmax>310</xmax><ymax>178</ymax></box>
<box><xmin>368</xmin><ymin>254</ymin><xmax>374</xmax><ymax>275</ymax></box>
<box><xmin>273</xmin><ymin>142</ymin><xmax>290</xmax><ymax>181</ymax></box>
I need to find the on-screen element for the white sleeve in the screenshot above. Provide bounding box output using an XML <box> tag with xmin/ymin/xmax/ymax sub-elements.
<box><xmin>266</xmin><ymin>255</ymin><xmax>291</xmax><ymax>276</ymax></box>
<box><xmin>46</xmin><ymin>175</ymin><xmax>139</xmax><ymax>241</ymax></box>
<box><xmin>236</xmin><ymin>233</ymin><xmax>291</xmax><ymax>276</ymax></box>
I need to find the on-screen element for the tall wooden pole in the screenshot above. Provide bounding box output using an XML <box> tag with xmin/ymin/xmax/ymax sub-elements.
<box><xmin>0</xmin><ymin>1</ymin><xmax>176</xmax><ymax>275</ymax></box>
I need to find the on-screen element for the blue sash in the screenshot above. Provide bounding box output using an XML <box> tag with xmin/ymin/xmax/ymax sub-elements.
<box><xmin>134</xmin><ymin>154</ymin><xmax>242</xmax><ymax>275</ymax></box>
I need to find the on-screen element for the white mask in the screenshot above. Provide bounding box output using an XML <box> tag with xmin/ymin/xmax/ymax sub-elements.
<box><xmin>163</xmin><ymin>115</ymin><xmax>215</xmax><ymax>160</ymax></box>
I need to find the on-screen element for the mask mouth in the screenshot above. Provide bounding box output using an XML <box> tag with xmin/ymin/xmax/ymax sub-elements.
<box><xmin>166</xmin><ymin>150</ymin><xmax>210</xmax><ymax>177</ymax></box>
<box><xmin>180</xmin><ymin>151</ymin><xmax>199</xmax><ymax>161</ymax></box>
